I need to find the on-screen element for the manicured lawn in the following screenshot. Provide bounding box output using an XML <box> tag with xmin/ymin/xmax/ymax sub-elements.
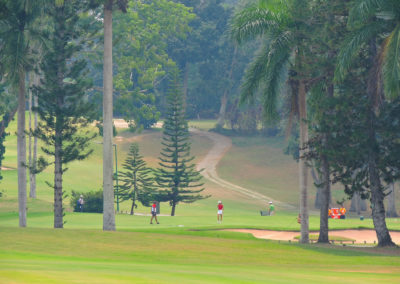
<box><xmin>1</xmin><ymin>119</ymin><xmax>400</xmax><ymax>283</ymax></box>
<box><xmin>0</xmin><ymin>227</ymin><xmax>399</xmax><ymax>284</ymax></box>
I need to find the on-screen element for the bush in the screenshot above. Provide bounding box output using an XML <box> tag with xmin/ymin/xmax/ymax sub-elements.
<box><xmin>71</xmin><ymin>190</ymin><xmax>103</xmax><ymax>213</ymax></box>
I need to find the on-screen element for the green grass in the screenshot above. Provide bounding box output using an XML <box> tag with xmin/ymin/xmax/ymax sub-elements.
<box><xmin>217</xmin><ymin>136</ymin><xmax>400</xmax><ymax>208</ymax></box>
<box><xmin>188</xmin><ymin>119</ymin><xmax>217</xmax><ymax>131</ymax></box>
<box><xmin>1</xmin><ymin>118</ymin><xmax>400</xmax><ymax>283</ymax></box>
<box><xmin>1</xmin><ymin>226</ymin><xmax>399</xmax><ymax>284</ymax></box>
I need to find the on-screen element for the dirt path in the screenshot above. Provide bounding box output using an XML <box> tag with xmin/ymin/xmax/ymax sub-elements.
<box><xmin>113</xmin><ymin>119</ymin><xmax>292</xmax><ymax>208</ymax></box>
<box><xmin>192</xmin><ymin>128</ymin><xmax>294</xmax><ymax>209</ymax></box>
<box><xmin>226</xmin><ymin>229</ymin><xmax>400</xmax><ymax>244</ymax></box>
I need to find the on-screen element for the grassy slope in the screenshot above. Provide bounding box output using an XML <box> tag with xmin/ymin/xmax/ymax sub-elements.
<box><xmin>218</xmin><ymin>136</ymin><xmax>302</xmax><ymax>206</ymax></box>
<box><xmin>218</xmin><ymin>135</ymin><xmax>400</xmax><ymax>210</ymax></box>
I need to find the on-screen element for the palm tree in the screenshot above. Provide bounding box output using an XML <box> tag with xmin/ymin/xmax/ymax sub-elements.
<box><xmin>0</xmin><ymin>0</ymin><xmax>45</xmax><ymax>227</ymax></box>
<box><xmin>55</xmin><ymin>0</ymin><xmax>128</xmax><ymax>234</ymax></box>
<box><xmin>102</xmin><ymin>0</ymin><xmax>127</xmax><ymax>231</ymax></box>
<box><xmin>231</xmin><ymin>0</ymin><xmax>312</xmax><ymax>243</ymax></box>
<box><xmin>335</xmin><ymin>0</ymin><xmax>400</xmax><ymax>247</ymax></box>
<box><xmin>336</xmin><ymin>0</ymin><xmax>400</xmax><ymax>98</ymax></box>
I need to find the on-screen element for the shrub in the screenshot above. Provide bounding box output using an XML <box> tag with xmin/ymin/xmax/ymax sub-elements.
<box><xmin>71</xmin><ymin>190</ymin><xmax>103</xmax><ymax>213</ymax></box>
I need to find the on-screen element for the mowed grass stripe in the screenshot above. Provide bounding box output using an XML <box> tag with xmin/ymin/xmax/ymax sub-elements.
<box><xmin>1</xmin><ymin>227</ymin><xmax>399</xmax><ymax>283</ymax></box>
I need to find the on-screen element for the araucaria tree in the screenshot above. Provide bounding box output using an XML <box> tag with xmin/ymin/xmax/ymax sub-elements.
<box><xmin>156</xmin><ymin>70</ymin><xmax>208</xmax><ymax>216</ymax></box>
<box><xmin>34</xmin><ymin>0</ymin><xmax>96</xmax><ymax>228</ymax></box>
<box><xmin>119</xmin><ymin>143</ymin><xmax>155</xmax><ymax>215</ymax></box>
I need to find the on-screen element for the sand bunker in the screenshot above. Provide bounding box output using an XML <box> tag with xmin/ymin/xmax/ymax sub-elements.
<box><xmin>227</xmin><ymin>229</ymin><xmax>400</xmax><ymax>244</ymax></box>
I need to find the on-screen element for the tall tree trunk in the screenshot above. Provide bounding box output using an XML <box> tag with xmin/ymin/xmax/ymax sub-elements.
<box><xmin>386</xmin><ymin>183</ymin><xmax>398</xmax><ymax>217</ymax></box>
<box><xmin>54</xmin><ymin>128</ymin><xmax>63</xmax><ymax>228</ymax></box>
<box><xmin>318</xmin><ymin>153</ymin><xmax>330</xmax><ymax>243</ymax></box>
<box><xmin>367</xmin><ymin>40</ymin><xmax>394</xmax><ymax>247</ymax></box>
<box><xmin>318</xmin><ymin>83</ymin><xmax>334</xmax><ymax>243</ymax></box>
<box><xmin>103</xmin><ymin>1</ymin><xmax>116</xmax><ymax>231</ymax></box>
<box><xmin>130</xmin><ymin>200</ymin><xmax>135</xmax><ymax>215</ymax></box>
<box><xmin>350</xmin><ymin>193</ymin><xmax>361</xmax><ymax>214</ymax></box>
<box><xmin>298</xmin><ymin>79</ymin><xmax>309</xmax><ymax>243</ymax></box>
<box><xmin>216</xmin><ymin>94</ymin><xmax>228</xmax><ymax>128</ymax></box>
<box><xmin>28</xmin><ymin>73</ymin><xmax>36</xmax><ymax>198</ymax></box>
<box><xmin>32</xmin><ymin>75</ymin><xmax>39</xmax><ymax>198</ymax></box>
<box><xmin>17</xmin><ymin>70</ymin><xmax>27</xmax><ymax>228</ymax></box>
<box><xmin>216</xmin><ymin>47</ymin><xmax>237</xmax><ymax>128</ymax></box>
<box><xmin>311</xmin><ymin>166</ymin><xmax>322</xmax><ymax>209</ymax></box>
<box><xmin>369</xmin><ymin>156</ymin><xmax>394</xmax><ymax>246</ymax></box>
<box><xmin>171</xmin><ymin>202</ymin><xmax>176</xmax><ymax>216</ymax></box>
<box><xmin>54</xmin><ymin>5</ymin><xmax>65</xmax><ymax>229</ymax></box>
<box><xmin>182</xmin><ymin>61</ymin><xmax>189</xmax><ymax>110</ymax></box>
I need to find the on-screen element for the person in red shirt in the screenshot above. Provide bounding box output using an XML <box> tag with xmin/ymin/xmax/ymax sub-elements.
<box><xmin>217</xmin><ymin>201</ymin><xmax>224</xmax><ymax>223</ymax></box>
<box><xmin>150</xmin><ymin>202</ymin><xmax>159</xmax><ymax>224</ymax></box>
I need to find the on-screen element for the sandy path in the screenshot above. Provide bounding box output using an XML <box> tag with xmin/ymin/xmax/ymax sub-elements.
<box><xmin>192</xmin><ymin>128</ymin><xmax>294</xmax><ymax>209</ymax></box>
<box><xmin>227</xmin><ymin>229</ymin><xmax>400</xmax><ymax>244</ymax></box>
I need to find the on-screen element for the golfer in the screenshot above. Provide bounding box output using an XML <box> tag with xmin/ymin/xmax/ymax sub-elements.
<box><xmin>217</xmin><ymin>201</ymin><xmax>224</xmax><ymax>223</ymax></box>
<box><xmin>78</xmin><ymin>195</ymin><xmax>84</xmax><ymax>212</ymax></box>
<box><xmin>269</xmin><ymin>201</ymin><xmax>275</xmax><ymax>215</ymax></box>
<box><xmin>150</xmin><ymin>202</ymin><xmax>159</xmax><ymax>224</ymax></box>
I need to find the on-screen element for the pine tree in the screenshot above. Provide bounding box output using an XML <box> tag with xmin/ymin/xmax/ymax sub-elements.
<box><xmin>118</xmin><ymin>143</ymin><xmax>155</xmax><ymax>215</ymax></box>
<box><xmin>33</xmin><ymin>1</ymin><xmax>96</xmax><ymax>228</ymax></box>
<box><xmin>156</xmin><ymin>70</ymin><xmax>208</xmax><ymax>216</ymax></box>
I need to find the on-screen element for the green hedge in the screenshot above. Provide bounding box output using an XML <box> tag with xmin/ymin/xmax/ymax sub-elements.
<box><xmin>71</xmin><ymin>190</ymin><xmax>103</xmax><ymax>213</ymax></box>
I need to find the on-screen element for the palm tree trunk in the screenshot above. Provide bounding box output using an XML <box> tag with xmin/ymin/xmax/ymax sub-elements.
<box><xmin>318</xmin><ymin>153</ymin><xmax>330</xmax><ymax>243</ymax></box>
<box><xmin>17</xmin><ymin>70</ymin><xmax>27</xmax><ymax>227</ymax></box>
<box><xmin>298</xmin><ymin>79</ymin><xmax>309</xmax><ymax>243</ymax></box>
<box><xmin>369</xmin><ymin>156</ymin><xmax>394</xmax><ymax>246</ymax></box>
<box><xmin>318</xmin><ymin>83</ymin><xmax>334</xmax><ymax>243</ymax></box>
<box><xmin>367</xmin><ymin>39</ymin><xmax>394</xmax><ymax>247</ymax></box>
<box><xmin>216</xmin><ymin>94</ymin><xmax>228</xmax><ymax>128</ymax></box>
<box><xmin>103</xmin><ymin>1</ymin><xmax>116</xmax><ymax>231</ymax></box>
<box><xmin>217</xmin><ymin>47</ymin><xmax>237</xmax><ymax>128</ymax></box>
<box><xmin>386</xmin><ymin>183</ymin><xmax>398</xmax><ymax>217</ymax></box>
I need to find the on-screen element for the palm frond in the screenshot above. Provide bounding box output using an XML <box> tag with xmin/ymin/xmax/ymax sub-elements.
<box><xmin>239</xmin><ymin>40</ymin><xmax>272</xmax><ymax>105</ymax></box>
<box><xmin>230</xmin><ymin>4</ymin><xmax>282</xmax><ymax>44</ymax></box>
<box><xmin>335</xmin><ymin>21</ymin><xmax>385</xmax><ymax>81</ymax></box>
<box><xmin>262</xmin><ymin>49</ymin><xmax>290</xmax><ymax>122</ymax></box>
<box><xmin>261</xmin><ymin>35</ymin><xmax>291</xmax><ymax>122</ymax></box>
<box><xmin>240</xmin><ymin>31</ymin><xmax>292</xmax><ymax>122</ymax></box>
<box><xmin>348</xmin><ymin>0</ymin><xmax>386</xmax><ymax>27</ymax></box>
<box><xmin>383</xmin><ymin>23</ymin><xmax>400</xmax><ymax>99</ymax></box>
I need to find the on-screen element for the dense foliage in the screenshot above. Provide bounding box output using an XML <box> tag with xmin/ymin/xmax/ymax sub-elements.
<box><xmin>71</xmin><ymin>190</ymin><xmax>103</xmax><ymax>213</ymax></box>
